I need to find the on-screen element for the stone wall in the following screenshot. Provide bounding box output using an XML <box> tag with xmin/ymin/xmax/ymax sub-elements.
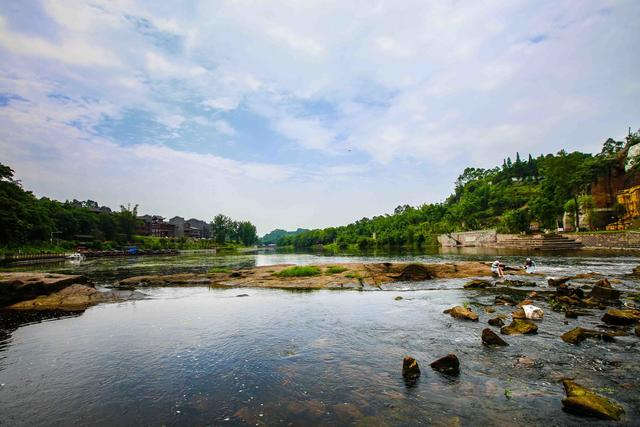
<box><xmin>438</xmin><ymin>230</ymin><xmax>498</xmax><ymax>247</ymax></box>
<box><xmin>564</xmin><ymin>232</ymin><xmax>640</xmax><ymax>249</ymax></box>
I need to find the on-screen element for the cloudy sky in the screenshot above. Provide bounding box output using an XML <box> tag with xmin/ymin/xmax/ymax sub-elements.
<box><xmin>1</xmin><ymin>1</ymin><xmax>638</xmax><ymax>234</ymax></box>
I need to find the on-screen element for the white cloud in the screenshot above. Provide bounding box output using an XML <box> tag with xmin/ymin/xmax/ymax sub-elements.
<box><xmin>213</xmin><ymin>119</ymin><xmax>236</xmax><ymax>137</ymax></box>
<box><xmin>203</xmin><ymin>97</ymin><xmax>240</xmax><ymax>111</ymax></box>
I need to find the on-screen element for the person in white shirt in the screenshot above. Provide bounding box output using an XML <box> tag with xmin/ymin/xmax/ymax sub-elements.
<box><xmin>491</xmin><ymin>258</ymin><xmax>504</xmax><ymax>278</ymax></box>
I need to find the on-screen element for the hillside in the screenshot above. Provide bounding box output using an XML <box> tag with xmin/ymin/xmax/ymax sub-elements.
<box><xmin>260</xmin><ymin>228</ymin><xmax>310</xmax><ymax>245</ymax></box>
<box><xmin>279</xmin><ymin>131</ymin><xmax>640</xmax><ymax>249</ymax></box>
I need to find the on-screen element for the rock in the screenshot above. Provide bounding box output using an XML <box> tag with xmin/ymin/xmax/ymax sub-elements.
<box><xmin>522</xmin><ymin>304</ymin><xmax>544</xmax><ymax>320</ymax></box>
<box><xmin>557</xmin><ymin>295</ymin><xmax>582</xmax><ymax>306</ymax></box>
<box><xmin>514</xmin><ymin>356</ymin><xmax>536</xmax><ymax>368</ymax></box>
<box><xmin>594</xmin><ymin>278</ymin><xmax>611</xmax><ymax>288</ymax></box>
<box><xmin>488</xmin><ymin>317</ymin><xmax>505</xmax><ymax>327</ymax></box>
<box><xmin>502</xmin><ymin>279</ymin><xmax>535</xmax><ymax>287</ymax></box>
<box><xmin>548</xmin><ymin>277</ymin><xmax>571</xmax><ymax>287</ymax></box>
<box><xmin>516</xmin><ymin>299</ymin><xmax>534</xmax><ymax>308</ymax></box>
<box><xmin>557</xmin><ymin>284</ymin><xmax>576</xmax><ymax>297</ymax></box>
<box><xmin>484</xmin><ymin>306</ymin><xmax>496</xmax><ymax>314</ymax></box>
<box><xmin>601</xmin><ymin>308</ymin><xmax>640</xmax><ymax>325</ymax></box>
<box><xmin>464</xmin><ymin>279</ymin><xmax>493</xmax><ymax>289</ymax></box>
<box><xmin>430</xmin><ymin>354</ymin><xmax>460</xmax><ymax>376</ymax></box>
<box><xmin>528</xmin><ymin>291</ymin><xmax>538</xmax><ymax>298</ymax></box>
<box><xmin>494</xmin><ymin>296</ymin><xmax>516</xmax><ymax>306</ymax></box>
<box><xmin>402</xmin><ymin>356</ymin><xmax>421</xmax><ymax>379</ymax></box>
<box><xmin>443</xmin><ymin>306</ymin><xmax>479</xmax><ymax>321</ymax></box>
<box><xmin>632</xmin><ymin>265</ymin><xmax>640</xmax><ymax>277</ymax></box>
<box><xmin>0</xmin><ymin>272</ymin><xmax>91</xmax><ymax>307</ymax></box>
<box><xmin>565</xmin><ymin>309</ymin><xmax>589</xmax><ymax>319</ymax></box>
<box><xmin>512</xmin><ymin>308</ymin><xmax>526</xmax><ymax>319</ymax></box>
<box><xmin>636</xmin><ymin>325</ymin><xmax>640</xmax><ymax>337</ymax></box>
<box><xmin>236</xmin><ymin>294</ymin><xmax>249</xmax><ymax>297</ymax></box>
<box><xmin>118</xmin><ymin>273</ymin><xmax>212</xmax><ymax>287</ymax></box>
<box><xmin>561</xmin><ymin>327</ymin><xmax>615</xmax><ymax>345</ymax></box>
<box><xmin>7</xmin><ymin>284</ymin><xmax>117</xmax><ymax>311</ymax></box>
<box><xmin>561</xmin><ymin>380</ymin><xmax>624</xmax><ymax>420</ymax></box>
<box><xmin>588</xmin><ymin>285</ymin><xmax>621</xmax><ymax>302</ymax></box>
<box><xmin>501</xmin><ymin>319</ymin><xmax>538</xmax><ymax>335</ymax></box>
<box><xmin>482</xmin><ymin>328</ymin><xmax>508</xmax><ymax>346</ymax></box>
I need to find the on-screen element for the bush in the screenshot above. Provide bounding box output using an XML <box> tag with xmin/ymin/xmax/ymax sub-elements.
<box><xmin>274</xmin><ymin>266</ymin><xmax>322</xmax><ymax>277</ymax></box>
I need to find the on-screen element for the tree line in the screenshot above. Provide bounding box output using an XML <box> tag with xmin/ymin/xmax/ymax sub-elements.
<box><xmin>0</xmin><ymin>163</ymin><xmax>258</xmax><ymax>249</ymax></box>
<box><xmin>279</xmin><ymin>132</ymin><xmax>639</xmax><ymax>249</ymax></box>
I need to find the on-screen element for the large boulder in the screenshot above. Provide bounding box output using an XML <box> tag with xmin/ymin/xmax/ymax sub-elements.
<box><xmin>561</xmin><ymin>380</ymin><xmax>625</xmax><ymax>420</ymax></box>
<box><xmin>443</xmin><ymin>306</ymin><xmax>479</xmax><ymax>321</ymax></box>
<box><xmin>482</xmin><ymin>328</ymin><xmax>508</xmax><ymax>346</ymax></box>
<box><xmin>430</xmin><ymin>354</ymin><xmax>460</xmax><ymax>376</ymax></box>
<box><xmin>601</xmin><ymin>308</ymin><xmax>640</xmax><ymax>325</ymax></box>
<box><xmin>402</xmin><ymin>356</ymin><xmax>421</xmax><ymax>379</ymax></box>
<box><xmin>501</xmin><ymin>319</ymin><xmax>538</xmax><ymax>335</ymax></box>
<box><xmin>561</xmin><ymin>327</ymin><xmax>615</xmax><ymax>345</ymax></box>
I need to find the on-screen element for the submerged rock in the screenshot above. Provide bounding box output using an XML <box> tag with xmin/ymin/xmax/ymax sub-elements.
<box><xmin>402</xmin><ymin>356</ymin><xmax>421</xmax><ymax>379</ymax></box>
<box><xmin>488</xmin><ymin>316</ymin><xmax>505</xmax><ymax>327</ymax></box>
<box><xmin>430</xmin><ymin>354</ymin><xmax>460</xmax><ymax>376</ymax></box>
<box><xmin>501</xmin><ymin>319</ymin><xmax>538</xmax><ymax>335</ymax></box>
<box><xmin>443</xmin><ymin>306</ymin><xmax>479</xmax><ymax>321</ymax></box>
<box><xmin>512</xmin><ymin>308</ymin><xmax>526</xmax><ymax>319</ymax></box>
<box><xmin>561</xmin><ymin>380</ymin><xmax>625</xmax><ymax>421</ymax></box>
<box><xmin>601</xmin><ymin>308</ymin><xmax>640</xmax><ymax>326</ymax></box>
<box><xmin>548</xmin><ymin>277</ymin><xmax>571</xmax><ymax>287</ymax></box>
<box><xmin>482</xmin><ymin>328</ymin><xmax>508</xmax><ymax>346</ymax></box>
<box><xmin>494</xmin><ymin>296</ymin><xmax>516</xmax><ymax>306</ymax></box>
<box><xmin>7</xmin><ymin>284</ymin><xmax>118</xmax><ymax>311</ymax></box>
<box><xmin>565</xmin><ymin>309</ymin><xmax>589</xmax><ymax>319</ymax></box>
<box><xmin>561</xmin><ymin>327</ymin><xmax>615</xmax><ymax>345</ymax></box>
<box><xmin>636</xmin><ymin>325</ymin><xmax>640</xmax><ymax>337</ymax></box>
<box><xmin>394</xmin><ymin>296</ymin><xmax>403</xmax><ymax>301</ymax></box>
<box><xmin>484</xmin><ymin>306</ymin><xmax>496</xmax><ymax>314</ymax></box>
<box><xmin>587</xmin><ymin>285</ymin><xmax>621</xmax><ymax>302</ymax></box>
<box><xmin>502</xmin><ymin>279</ymin><xmax>535</xmax><ymax>287</ymax></box>
<box><xmin>463</xmin><ymin>279</ymin><xmax>493</xmax><ymax>289</ymax></box>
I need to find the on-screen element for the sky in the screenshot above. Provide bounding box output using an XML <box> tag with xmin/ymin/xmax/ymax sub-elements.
<box><xmin>0</xmin><ymin>1</ymin><xmax>638</xmax><ymax>234</ymax></box>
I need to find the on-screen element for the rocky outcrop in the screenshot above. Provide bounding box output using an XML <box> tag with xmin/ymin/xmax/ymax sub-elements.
<box><xmin>482</xmin><ymin>328</ymin><xmax>508</xmax><ymax>346</ymax></box>
<box><xmin>561</xmin><ymin>327</ymin><xmax>615</xmax><ymax>345</ymax></box>
<box><xmin>0</xmin><ymin>273</ymin><xmax>90</xmax><ymax>306</ymax></box>
<box><xmin>548</xmin><ymin>277</ymin><xmax>572</xmax><ymax>287</ymax></box>
<box><xmin>561</xmin><ymin>380</ymin><xmax>625</xmax><ymax>420</ymax></box>
<box><xmin>6</xmin><ymin>284</ymin><xmax>134</xmax><ymax>311</ymax></box>
<box><xmin>402</xmin><ymin>356</ymin><xmax>421</xmax><ymax>379</ymax></box>
<box><xmin>463</xmin><ymin>279</ymin><xmax>493</xmax><ymax>289</ymax></box>
<box><xmin>430</xmin><ymin>354</ymin><xmax>460</xmax><ymax>375</ymax></box>
<box><xmin>116</xmin><ymin>261</ymin><xmax>531</xmax><ymax>291</ymax></box>
<box><xmin>443</xmin><ymin>306</ymin><xmax>479</xmax><ymax>321</ymax></box>
<box><xmin>501</xmin><ymin>319</ymin><xmax>538</xmax><ymax>335</ymax></box>
<box><xmin>601</xmin><ymin>308</ymin><xmax>640</xmax><ymax>325</ymax></box>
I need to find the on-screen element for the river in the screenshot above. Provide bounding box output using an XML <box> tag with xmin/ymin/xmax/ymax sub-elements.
<box><xmin>1</xmin><ymin>248</ymin><xmax>639</xmax><ymax>426</ymax></box>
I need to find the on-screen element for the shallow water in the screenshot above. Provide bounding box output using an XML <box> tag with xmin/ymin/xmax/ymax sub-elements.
<box><xmin>1</xmin><ymin>248</ymin><xmax>639</xmax><ymax>426</ymax></box>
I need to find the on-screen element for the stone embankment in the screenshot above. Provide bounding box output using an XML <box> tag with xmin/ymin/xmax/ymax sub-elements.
<box><xmin>116</xmin><ymin>261</ymin><xmax>530</xmax><ymax>290</ymax></box>
<box><xmin>0</xmin><ymin>272</ymin><xmax>140</xmax><ymax>311</ymax></box>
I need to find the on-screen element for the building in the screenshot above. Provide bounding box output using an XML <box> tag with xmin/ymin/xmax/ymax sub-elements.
<box><xmin>137</xmin><ymin>215</ymin><xmax>176</xmax><ymax>237</ymax></box>
<box><xmin>169</xmin><ymin>216</ymin><xmax>185</xmax><ymax>237</ymax></box>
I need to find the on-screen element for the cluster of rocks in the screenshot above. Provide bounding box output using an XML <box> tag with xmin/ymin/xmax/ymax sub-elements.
<box><xmin>402</xmin><ymin>353</ymin><xmax>460</xmax><ymax>381</ymax></box>
<box><xmin>428</xmin><ymin>274</ymin><xmax>637</xmax><ymax>421</ymax></box>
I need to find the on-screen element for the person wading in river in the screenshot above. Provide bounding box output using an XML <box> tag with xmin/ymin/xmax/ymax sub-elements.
<box><xmin>491</xmin><ymin>258</ymin><xmax>504</xmax><ymax>278</ymax></box>
<box><xmin>523</xmin><ymin>257</ymin><xmax>536</xmax><ymax>273</ymax></box>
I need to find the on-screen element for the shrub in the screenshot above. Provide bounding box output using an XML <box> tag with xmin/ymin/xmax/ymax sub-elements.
<box><xmin>209</xmin><ymin>267</ymin><xmax>231</xmax><ymax>273</ymax></box>
<box><xmin>274</xmin><ymin>266</ymin><xmax>322</xmax><ymax>277</ymax></box>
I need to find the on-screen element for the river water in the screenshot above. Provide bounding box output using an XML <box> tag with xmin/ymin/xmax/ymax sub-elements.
<box><xmin>1</xmin><ymin>248</ymin><xmax>639</xmax><ymax>426</ymax></box>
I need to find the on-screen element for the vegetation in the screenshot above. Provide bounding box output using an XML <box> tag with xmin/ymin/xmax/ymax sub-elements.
<box><xmin>325</xmin><ymin>266</ymin><xmax>348</xmax><ymax>274</ymax></box>
<box><xmin>274</xmin><ymin>266</ymin><xmax>322</xmax><ymax>277</ymax></box>
<box><xmin>211</xmin><ymin>214</ymin><xmax>258</xmax><ymax>246</ymax></box>
<box><xmin>260</xmin><ymin>228</ymin><xmax>310</xmax><ymax>245</ymax></box>
<box><xmin>209</xmin><ymin>266</ymin><xmax>231</xmax><ymax>273</ymax></box>
<box><xmin>279</xmin><ymin>132</ymin><xmax>639</xmax><ymax>249</ymax></box>
<box><xmin>0</xmin><ymin>162</ymin><xmax>259</xmax><ymax>251</ymax></box>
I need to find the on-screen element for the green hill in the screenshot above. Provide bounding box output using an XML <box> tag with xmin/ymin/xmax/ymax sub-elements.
<box><xmin>260</xmin><ymin>228</ymin><xmax>310</xmax><ymax>245</ymax></box>
<box><xmin>279</xmin><ymin>132</ymin><xmax>640</xmax><ymax>250</ymax></box>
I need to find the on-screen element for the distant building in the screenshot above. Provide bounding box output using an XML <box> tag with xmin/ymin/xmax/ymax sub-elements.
<box><xmin>137</xmin><ymin>215</ymin><xmax>175</xmax><ymax>237</ymax></box>
<box><xmin>186</xmin><ymin>218</ymin><xmax>211</xmax><ymax>238</ymax></box>
<box><xmin>169</xmin><ymin>216</ymin><xmax>186</xmax><ymax>237</ymax></box>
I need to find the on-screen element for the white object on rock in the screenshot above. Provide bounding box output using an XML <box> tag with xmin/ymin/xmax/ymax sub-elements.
<box><xmin>522</xmin><ymin>304</ymin><xmax>544</xmax><ymax>320</ymax></box>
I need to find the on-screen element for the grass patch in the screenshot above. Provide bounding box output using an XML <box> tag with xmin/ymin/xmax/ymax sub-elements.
<box><xmin>344</xmin><ymin>272</ymin><xmax>361</xmax><ymax>279</ymax></box>
<box><xmin>325</xmin><ymin>266</ymin><xmax>348</xmax><ymax>275</ymax></box>
<box><xmin>209</xmin><ymin>266</ymin><xmax>231</xmax><ymax>273</ymax></box>
<box><xmin>274</xmin><ymin>266</ymin><xmax>322</xmax><ymax>277</ymax></box>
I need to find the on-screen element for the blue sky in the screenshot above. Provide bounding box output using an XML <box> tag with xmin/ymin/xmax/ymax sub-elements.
<box><xmin>0</xmin><ymin>1</ymin><xmax>638</xmax><ymax>234</ymax></box>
